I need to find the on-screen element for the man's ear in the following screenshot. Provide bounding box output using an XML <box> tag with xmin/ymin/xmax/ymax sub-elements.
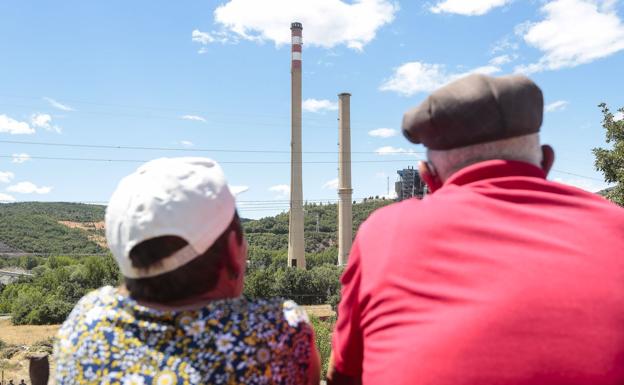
<box><xmin>541</xmin><ymin>145</ymin><xmax>555</xmax><ymax>176</ymax></box>
<box><xmin>418</xmin><ymin>161</ymin><xmax>443</xmax><ymax>193</ymax></box>
<box><xmin>225</xmin><ymin>231</ymin><xmax>244</xmax><ymax>279</ymax></box>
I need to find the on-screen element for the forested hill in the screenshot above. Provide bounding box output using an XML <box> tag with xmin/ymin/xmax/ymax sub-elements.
<box><xmin>0</xmin><ymin>199</ymin><xmax>394</xmax><ymax>256</ymax></box>
<box><xmin>244</xmin><ymin>198</ymin><xmax>393</xmax><ymax>253</ymax></box>
<box><xmin>0</xmin><ymin>202</ymin><xmax>106</xmax><ymax>255</ymax></box>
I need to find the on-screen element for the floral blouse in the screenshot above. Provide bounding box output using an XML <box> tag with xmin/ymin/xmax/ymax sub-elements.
<box><xmin>54</xmin><ymin>286</ymin><xmax>314</xmax><ymax>385</ymax></box>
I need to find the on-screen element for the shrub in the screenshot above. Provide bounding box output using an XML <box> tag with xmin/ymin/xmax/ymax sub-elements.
<box><xmin>310</xmin><ymin>315</ymin><xmax>335</xmax><ymax>378</ymax></box>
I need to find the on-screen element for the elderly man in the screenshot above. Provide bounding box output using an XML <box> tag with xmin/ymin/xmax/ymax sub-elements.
<box><xmin>54</xmin><ymin>157</ymin><xmax>320</xmax><ymax>385</ymax></box>
<box><xmin>328</xmin><ymin>74</ymin><xmax>624</xmax><ymax>385</ymax></box>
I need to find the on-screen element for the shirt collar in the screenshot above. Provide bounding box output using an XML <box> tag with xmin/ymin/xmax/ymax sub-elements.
<box><xmin>444</xmin><ymin>159</ymin><xmax>546</xmax><ymax>187</ymax></box>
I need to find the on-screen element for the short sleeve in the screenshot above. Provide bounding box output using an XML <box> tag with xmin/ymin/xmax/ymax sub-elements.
<box><xmin>332</xmin><ymin>238</ymin><xmax>364</xmax><ymax>376</ymax></box>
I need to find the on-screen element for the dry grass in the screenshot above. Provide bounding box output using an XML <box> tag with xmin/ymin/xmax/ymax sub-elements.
<box><xmin>58</xmin><ymin>220</ymin><xmax>107</xmax><ymax>248</ymax></box>
<box><xmin>0</xmin><ymin>319</ymin><xmax>59</xmax><ymax>346</ymax></box>
<box><xmin>303</xmin><ymin>304</ymin><xmax>335</xmax><ymax>319</ymax></box>
<box><xmin>0</xmin><ymin>320</ymin><xmax>58</xmax><ymax>383</ymax></box>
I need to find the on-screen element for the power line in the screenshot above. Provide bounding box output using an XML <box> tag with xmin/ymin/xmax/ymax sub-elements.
<box><xmin>0</xmin><ymin>142</ymin><xmax>605</xmax><ymax>182</ymax></box>
<box><xmin>0</xmin><ymin>139</ymin><xmax>422</xmax><ymax>155</ymax></box>
<box><xmin>0</xmin><ymin>94</ymin><xmax>389</xmax><ymax>126</ymax></box>
<box><xmin>550</xmin><ymin>169</ymin><xmax>605</xmax><ymax>182</ymax></box>
<box><xmin>0</xmin><ymin>154</ymin><xmax>421</xmax><ymax>164</ymax></box>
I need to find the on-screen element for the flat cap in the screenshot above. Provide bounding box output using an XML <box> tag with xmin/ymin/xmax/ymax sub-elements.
<box><xmin>402</xmin><ymin>74</ymin><xmax>543</xmax><ymax>150</ymax></box>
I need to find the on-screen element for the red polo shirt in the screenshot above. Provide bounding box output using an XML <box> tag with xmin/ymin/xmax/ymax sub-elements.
<box><xmin>332</xmin><ymin>160</ymin><xmax>624</xmax><ymax>385</ymax></box>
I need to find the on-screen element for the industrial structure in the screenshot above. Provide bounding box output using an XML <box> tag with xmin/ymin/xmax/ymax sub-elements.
<box><xmin>288</xmin><ymin>22</ymin><xmax>306</xmax><ymax>269</ymax></box>
<box><xmin>337</xmin><ymin>93</ymin><xmax>353</xmax><ymax>266</ymax></box>
<box><xmin>395</xmin><ymin>167</ymin><xmax>426</xmax><ymax>201</ymax></box>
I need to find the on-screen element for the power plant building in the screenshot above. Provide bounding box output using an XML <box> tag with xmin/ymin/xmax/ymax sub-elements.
<box><xmin>395</xmin><ymin>167</ymin><xmax>426</xmax><ymax>201</ymax></box>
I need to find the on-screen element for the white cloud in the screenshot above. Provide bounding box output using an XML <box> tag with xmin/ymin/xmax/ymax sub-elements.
<box><xmin>380</xmin><ymin>61</ymin><xmax>501</xmax><ymax>96</ymax></box>
<box><xmin>191</xmin><ymin>29</ymin><xmax>236</xmax><ymax>52</ymax></box>
<box><xmin>614</xmin><ymin>111</ymin><xmax>624</xmax><ymax>121</ymax></box>
<box><xmin>43</xmin><ymin>97</ymin><xmax>74</xmax><ymax>112</ymax></box>
<box><xmin>545</xmin><ymin>100</ymin><xmax>569</xmax><ymax>112</ymax></box>
<box><xmin>0</xmin><ymin>115</ymin><xmax>36</xmax><ymax>135</ymax></box>
<box><xmin>322</xmin><ymin>178</ymin><xmax>339</xmax><ymax>190</ymax></box>
<box><xmin>489</xmin><ymin>54</ymin><xmax>514</xmax><ymax>66</ymax></box>
<box><xmin>31</xmin><ymin>113</ymin><xmax>62</xmax><ymax>133</ymax></box>
<box><xmin>229</xmin><ymin>185</ymin><xmax>250</xmax><ymax>195</ymax></box>
<box><xmin>180</xmin><ymin>115</ymin><xmax>207</xmax><ymax>123</ymax></box>
<box><xmin>302</xmin><ymin>98</ymin><xmax>338</xmax><ymax>113</ymax></box>
<box><xmin>430</xmin><ymin>0</ymin><xmax>512</xmax><ymax>16</ymax></box>
<box><xmin>491</xmin><ymin>35</ymin><xmax>520</xmax><ymax>54</ymax></box>
<box><xmin>192</xmin><ymin>29</ymin><xmax>215</xmax><ymax>45</ymax></box>
<box><xmin>0</xmin><ymin>193</ymin><xmax>15</xmax><ymax>202</ymax></box>
<box><xmin>192</xmin><ymin>29</ymin><xmax>235</xmax><ymax>53</ymax></box>
<box><xmin>212</xmin><ymin>0</ymin><xmax>398</xmax><ymax>51</ymax></box>
<box><xmin>368</xmin><ymin>128</ymin><xmax>398</xmax><ymax>138</ymax></box>
<box><xmin>553</xmin><ymin>177</ymin><xmax>609</xmax><ymax>193</ymax></box>
<box><xmin>7</xmin><ymin>181</ymin><xmax>52</xmax><ymax>194</ymax></box>
<box><xmin>31</xmin><ymin>113</ymin><xmax>52</xmax><ymax>128</ymax></box>
<box><xmin>375</xmin><ymin>146</ymin><xmax>420</xmax><ymax>156</ymax></box>
<box><xmin>179</xmin><ymin>140</ymin><xmax>194</xmax><ymax>147</ymax></box>
<box><xmin>12</xmin><ymin>153</ymin><xmax>31</xmax><ymax>164</ymax></box>
<box><xmin>515</xmin><ymin>0</ymin><xmax>624</xmax><ymax>74</ymax></box>
<box><xmin>0</xmin><ymin>172</ymin><xmax>15</xmax><ymax>183</ymax></box>
<box><xmin>268</xmin><ymin>184</ymin><xmax>290</xmax><ymax>198</ymax></box>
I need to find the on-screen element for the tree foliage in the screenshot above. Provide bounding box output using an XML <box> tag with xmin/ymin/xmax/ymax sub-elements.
<box><xmin>593</xmin><ymin>103</ymin><xmax>624</xmax><ymax>206</ymax></box>
<box><xmin>0</xmin><ymin>255</ymin><xmax>120</xmax><ymax>324</ymax></box>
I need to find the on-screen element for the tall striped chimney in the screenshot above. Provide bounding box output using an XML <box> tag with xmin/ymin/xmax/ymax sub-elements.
<box><xmin>288</xmin><ymin>22</ymin><xmax>306</xmax><ymax>270</ymax></box>
<box><xmin>338</xmin><ymin>93</ymin><xmax>353</xmax><ymax>266</ymax></box>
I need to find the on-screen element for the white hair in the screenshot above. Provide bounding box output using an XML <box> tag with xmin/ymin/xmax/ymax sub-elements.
<box><xmin>427</xmin><ymin>133</ymin><xmax>542</xmax><ymax>181</ymax></box>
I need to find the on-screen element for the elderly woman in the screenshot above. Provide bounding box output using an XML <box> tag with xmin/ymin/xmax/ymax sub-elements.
<box><xmin>54</xmin><ymin>157</ymin><xmax>320</xmax><ymax>385</ymax></box>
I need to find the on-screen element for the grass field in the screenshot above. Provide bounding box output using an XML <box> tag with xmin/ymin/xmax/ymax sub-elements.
<box><xmin>0</xmin><ymin>319</ymin><xmax>58</xmax><ymax>383</ymax></box>
<box><xmin>0</xmin><ymin>319</ymin><xmax>59</xmax><ymax>345</ymax></box>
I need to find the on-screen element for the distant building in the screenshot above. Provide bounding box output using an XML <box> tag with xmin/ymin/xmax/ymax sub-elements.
<box><xmin>395</xmin><ymin>167</ymin><xmax>426</xmax><ymax>201</ymax></box>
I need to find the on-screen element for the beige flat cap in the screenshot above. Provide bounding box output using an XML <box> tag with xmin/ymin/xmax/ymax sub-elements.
<box><xmin>402</xmin><ymin>74</ymin><xmax>543</xmax><ymax>150</ymax></box>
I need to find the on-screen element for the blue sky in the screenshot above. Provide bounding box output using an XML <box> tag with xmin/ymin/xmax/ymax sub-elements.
<box><xmin>0</xmin><ymin>0</ymin><xmax>623</xmax><ymax>218</ymax></box>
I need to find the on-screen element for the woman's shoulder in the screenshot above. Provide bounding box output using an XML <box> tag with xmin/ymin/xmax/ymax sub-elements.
<box><xmin>221</xmin><ymin>297</ymin><xmax>311</xmax><ymax>327</ymax></box>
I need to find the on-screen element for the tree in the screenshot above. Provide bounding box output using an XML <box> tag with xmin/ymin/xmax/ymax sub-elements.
<box><xmin>593</xmin><ymin>103</ymin><xmax>624</xmax><ymax>206</ymax></box>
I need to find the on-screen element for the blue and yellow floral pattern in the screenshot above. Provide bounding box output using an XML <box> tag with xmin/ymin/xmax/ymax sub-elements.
<box><xmin>54</xmin><ymin>286</ymin><xmax>314</xmax><ymax>384</ymax></box>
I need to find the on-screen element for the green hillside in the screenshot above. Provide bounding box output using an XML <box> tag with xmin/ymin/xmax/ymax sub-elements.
<box><xmin>0</xmin><ymin>198</ymin><xmax>394</xmax><ymax>327</ymax></box>
<box><xmin>245</xmin><ymin>198</ymin><xmax>393</xmax><ymax>250</ymax></box>
<box><xmin>0</xmin><ymin>199</ymin><xmax>394</xmax><ymax>257</ymax></box>
<box><xmin>0</xmin><ymin>202</ymin><xmax>106</xmax><ymax>254</ymax></box>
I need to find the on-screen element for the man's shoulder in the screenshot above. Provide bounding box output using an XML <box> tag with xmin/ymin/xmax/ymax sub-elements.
<box><xmin>541</xmin><ymin>179</ymin><xmax>624</xmax><ymax>216</ymax></box>
<box><xmin>358</xmin><ymin>198</ymin><xmax>431</xmax><ymax>234</ymax></box>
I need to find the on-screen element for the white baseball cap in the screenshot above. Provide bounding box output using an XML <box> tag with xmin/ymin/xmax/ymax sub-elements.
<box><xmin>105</xmin><ymin>157</ymin><xmax>238</xmax><ymax>279</ymax></box>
